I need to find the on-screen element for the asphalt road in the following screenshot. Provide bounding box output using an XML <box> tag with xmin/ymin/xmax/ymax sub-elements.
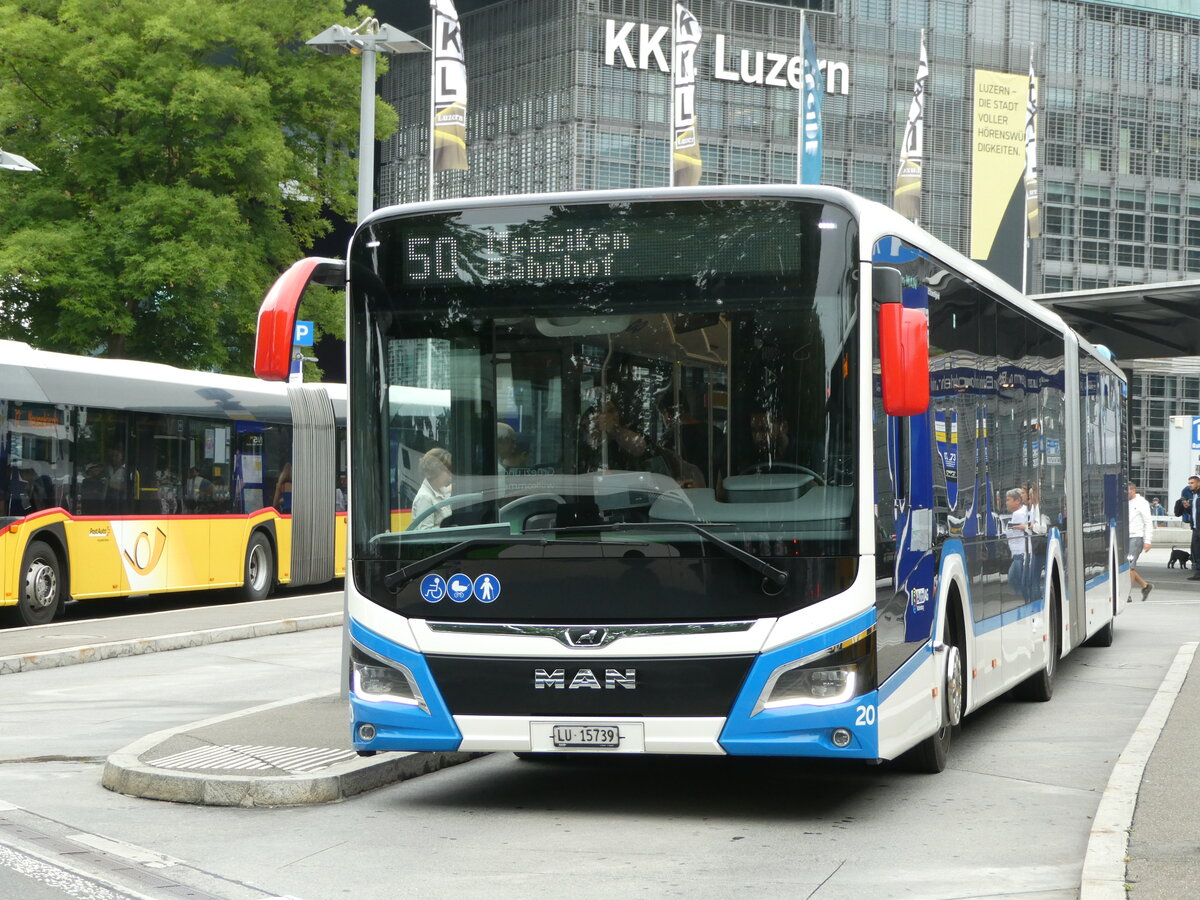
<box><xmin>0</xmin><ymin>584</ymin><xmax>1197</xmax><ymax>899</ymax></box>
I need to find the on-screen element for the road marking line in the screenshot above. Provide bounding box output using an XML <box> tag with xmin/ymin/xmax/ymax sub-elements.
<box><xmin>1079</xmin><ymin>640</ymin><xmax>1198</xmax><ymax>900</ymax></box>
<box><xmin>67</xmin><ymin>833</ymin><xmax>180</xmax><ymax>869</ymax></box>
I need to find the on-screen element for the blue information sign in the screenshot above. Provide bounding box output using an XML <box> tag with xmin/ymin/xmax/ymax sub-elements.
<box><xmin>446</xmin><ymin>574</ymin><xmax>474</xmax><ymax>602</ymax></box>
<box><xmin>420</xmin><ymin>574</ymin><xmax>447</xmax><ymax>603</ymax></box>
<box><xmin>293</xmin><ymin>320</ymin><xmax>315</xmax><ymax>347</ymax></box>
<box><xmin>473</xmin><ymin>574</ymin><xmax>500</xmax><ymax>603</ymax></box>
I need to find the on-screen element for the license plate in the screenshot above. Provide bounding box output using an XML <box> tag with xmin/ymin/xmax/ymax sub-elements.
<box><xmin>552</xmin><ymin>725</ymin><xmax>622</xmax><ymax>748</ymax></box>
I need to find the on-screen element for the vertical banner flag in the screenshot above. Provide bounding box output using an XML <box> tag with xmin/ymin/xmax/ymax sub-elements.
<box><xmin>798</xmin><ymin>13</ymin><xmax>824</xmax><ymax>185</ymax></box>
<box><xmin>671</xmin><ymin>4</ymin><xmax>702</xmax><ymax>187</ymax></box>
<box><xmin>894</xmin><ymin>30</ymin><xmax>928</xmax><ymax>222</ymax></box>
<box><xmin>970</xmin><ymin>69</ymin><xmax>1027</xmax><ymax>289</ymax></box>
<box><xmin>431</xmin><ymin>0</ymin><xmax>467</xmax><ymax>174</ymax></box>
<box><xmin>1024</xmin><ymin>54</ymin><xmax>1040</xmax><ymax>240</ymax></box>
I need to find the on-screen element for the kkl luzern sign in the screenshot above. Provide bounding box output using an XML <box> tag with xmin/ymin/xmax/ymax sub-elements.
<box><xmin>604</xmin><ymin>19</ymin><xmax>850</xmax><ymax>96</ymax></box>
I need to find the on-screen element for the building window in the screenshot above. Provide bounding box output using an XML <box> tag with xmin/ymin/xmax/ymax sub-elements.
<box><xmin>1079</xmin><ymin>240</ymin><xmax>1107</xmax><ymax>264</ymax></box>
<box><xmin>1080</xmin><ymin>208</ymin><xmax>1109</xmax><ymax>238</ymax></box>
<box><xmin>1116</xmin><ymin>243</ymin><xmax>1145</xmax><ymax>267</ymax></box>
<box><xmin>1116</xmin><ymin>213</ymin><xmax>1145</xmax><ymax>241</ymax></box>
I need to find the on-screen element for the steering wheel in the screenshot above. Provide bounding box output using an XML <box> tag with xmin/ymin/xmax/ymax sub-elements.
<box><xmin>738</xmin><ymin>462</ymin><xmax>826</xmax><ymax>485</ymax></box>
<box><xmin>406</xmin><ymin>492</ymin><xmax>484</xmax><ymax>531</ymax></box>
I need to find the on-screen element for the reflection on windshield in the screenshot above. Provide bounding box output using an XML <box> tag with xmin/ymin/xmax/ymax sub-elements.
<box><xmin>352</xmin><ymin>199</ymin><xmax>858</xmax><ymax>560</ymax></box>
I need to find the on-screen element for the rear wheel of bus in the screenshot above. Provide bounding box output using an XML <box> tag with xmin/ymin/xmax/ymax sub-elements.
<box><xmin>239</xmin><ymin>532</ymin><xmax>275</xmax><ymax>603</ymax></box>
<box><xmin>1015</xmin><ymin>581</ymin><xmax>1061</xmax><ymax>700</ymax></box>
<box><xmin>11</xmin><ymin>540</ymin><xmax>64</xmax><ymax>627</ymax></box>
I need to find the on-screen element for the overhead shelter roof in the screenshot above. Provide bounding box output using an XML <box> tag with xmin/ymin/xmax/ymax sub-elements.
<box><xmin>1030</xmin><ymin>279</ymin><xmax>1200</xmax><ymax>362</ymax></box>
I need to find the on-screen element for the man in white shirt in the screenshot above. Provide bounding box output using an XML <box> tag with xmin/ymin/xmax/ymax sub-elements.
<box><xmin>1004</xmin><ymin>488</ymin><xmax>1035</xmax><ymax>603</ymax></box>
<box><xmin>1128</xmin><ymin>482</ymin><xmax>1154</xmax><ymax>601</ymax></box>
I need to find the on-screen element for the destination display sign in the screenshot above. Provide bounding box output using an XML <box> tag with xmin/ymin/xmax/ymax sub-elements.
<box><xmin>391</xmin><ymin>200</ymin><xmax>848</xmax><ymax>287</ymax></box>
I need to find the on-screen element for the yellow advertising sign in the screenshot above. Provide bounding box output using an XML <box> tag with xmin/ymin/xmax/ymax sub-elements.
<box><xmin>970</xmin><ymin>69</ymin><xmax>1027</xmax><ymax>261</ymax></box>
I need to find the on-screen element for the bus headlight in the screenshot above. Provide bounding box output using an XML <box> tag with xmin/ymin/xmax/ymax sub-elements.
<box><xmin>350</xmin><ymin>643</ymin><xmax>429</xmax><ymax>713</ymax></box>
<box><xmin>753</xmin><ymin>629</ymin><xmax>876</xmax><ymax>715</ymax></box>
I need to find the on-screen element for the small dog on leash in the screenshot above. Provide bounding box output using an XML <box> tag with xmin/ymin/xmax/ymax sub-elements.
<box><xmin>1168</xmin><ymin>547</ymin><xmax>1192</xmax><ymax>569</ymax></box>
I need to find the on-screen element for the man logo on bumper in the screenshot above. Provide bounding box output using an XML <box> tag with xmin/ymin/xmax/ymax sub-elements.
<box><xmin>534</xmin><ymin>668</ymin><xmax>637</xmax><ymax>690</ymax></box>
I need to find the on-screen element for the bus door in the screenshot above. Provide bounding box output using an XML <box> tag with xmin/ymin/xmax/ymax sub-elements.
<box><xmin>67</xmin><ymin>408</ymin><xmax>126</xmax><ymax>598</ymax></box>
<box><xmin>113</xmin><ymin>414</ymin><xmax>177</xmax><ymax>594</ymax></box>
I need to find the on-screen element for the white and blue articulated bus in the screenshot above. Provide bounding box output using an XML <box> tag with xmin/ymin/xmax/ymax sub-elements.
<box><xmin>255</xmin><ymin>186</ymin><xmax>1127</xmax><ymax>772</ymax></box>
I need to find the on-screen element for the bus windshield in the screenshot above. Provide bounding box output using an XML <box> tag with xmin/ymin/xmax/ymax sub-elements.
<box><xmin>349</xmin><ymin>197</ymin><xmax>859</xmax><ymax>617</ymax></box>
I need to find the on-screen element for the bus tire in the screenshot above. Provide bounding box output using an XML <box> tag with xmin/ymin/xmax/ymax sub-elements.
<box><xmin>238</xmin><ymin>532</ymin><xmax>275</xmax><ymax>603</ymax></box>
<box><xmin>905</xmin><ymin>617</ymin><xmax>964</xmax><ymax>774</ymax></box>
<box><xmin>1016</xmin><ymin>587</ymin><xmax>1060</xmax><ymax>701</ymax></box>
<box><xmin>1084</xmin><ymin>617</ymin><xmax>1114</xmax><ymax>648</ymax></box>
<box><xmin>11</xmin><ymin>540</ymin><xmax>64</xmax><ymax>627</ymax></box>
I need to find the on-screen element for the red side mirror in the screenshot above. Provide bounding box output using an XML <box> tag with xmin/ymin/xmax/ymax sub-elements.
<box><xmin>254</xmin><ymin>258</ymin><xmax>346</xmax><ymax>381</ymax></box>
<box><xmin>879</xmin><ymin>303</ymin><xmax>930</xmax><ymax>416</ymax></box>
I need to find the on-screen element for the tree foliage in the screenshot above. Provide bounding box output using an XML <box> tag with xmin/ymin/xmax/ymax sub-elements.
<box><xmin>0</xmin><ymin>0</ymin><xmax>396</xmax><ymax>372</ymax></box>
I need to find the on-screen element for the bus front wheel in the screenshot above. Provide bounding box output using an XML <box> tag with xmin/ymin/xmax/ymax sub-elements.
<box><xmin>11</xmin><ymin>541</ymin><xmax>64</xmax><ymax>627</ymax></box>
<box><xmin>239</xmin><ymin>532</ymin><xmax>275</xmax><ymax>603</ymax></box>
<box><xmin>905</xmin><ymin>629</ymin><xmax>963</xmax><ymax>774</ymax></box>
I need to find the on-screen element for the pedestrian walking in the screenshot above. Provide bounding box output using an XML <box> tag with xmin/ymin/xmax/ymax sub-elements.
<box><xmin>1128</xmin><ymin>482</ymin><xmax>1153</xmax><ymax>601</ymax></box>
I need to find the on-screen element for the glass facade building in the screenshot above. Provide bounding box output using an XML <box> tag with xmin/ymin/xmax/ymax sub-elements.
<box><xmin>380</xmin><ymin>0</ymin><xmax>1200</xmax><ymax>499</ymax></box>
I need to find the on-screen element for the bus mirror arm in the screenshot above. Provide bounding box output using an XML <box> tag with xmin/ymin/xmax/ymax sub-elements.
<box><xmin>254</xmin><ymin>257</ymin><xmax>347</xmax><ymax>381</ymax></box>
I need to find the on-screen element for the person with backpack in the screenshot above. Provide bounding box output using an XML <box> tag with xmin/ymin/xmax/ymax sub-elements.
<box><xmin>1178</xmin><ymin>475</ymin><xmax>1200</xmax><ymax>582</ymax></box>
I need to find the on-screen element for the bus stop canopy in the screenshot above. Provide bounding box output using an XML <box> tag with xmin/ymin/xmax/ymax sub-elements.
<box><xmin>1031</xmin><ymin>279</ymin><xmax>1200</xmax><ymax>361</ymax></box>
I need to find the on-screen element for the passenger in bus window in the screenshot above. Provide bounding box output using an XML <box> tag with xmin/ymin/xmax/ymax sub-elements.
<box><xmin>744</xmin><ymin>409</ymin><xmax>792</xmax><ymax>473</ymax></box>
<box><xmin>80</xmin><ymin>462</ymin><xmax>106</xmax><ymax>514</ymax></box>
<box><xmin>24</xmin><ymin>467</ymin><xmax>53</xmax><ymax>511</ymax></box>
<box><xmin>579</xmin><ymin>402</ymin><xmax>647</xmax><ymax>473</ymax></box>
<box><xmin>273</xmin><ymin>463</ymin><xmax>292</xmax><ymax>513</ymax></box>
<box><xmin>496</xmin><ymin>423</ymin><xmax>524</xmax><ymax>474</ymax></box>
<box><xmin>655</xmin><ymin>388</ymin><xmax>725</xmax><ymax>488</ymax></box>
<box><xmin>157</xmin><ymin>468</ymin><xmax>180</xmax><ymax>514</ymax></box>
<box><xmin>184</xmin><ymin>466</ymin><xmax>213</xmax><ymax>513</ymax></box>
<box><xmin>411</xmin><ymin>448</ymin><xmax>452</xmax><ymax>530</ymax></box>
<box><xmin>105</xmin><ymin>449</ymin><xmax>129</xmax><ymax>510</ymax></box>
<box><xmin>7</xmin><ymin>467</ymin><xmax>27</xmax><ymax>514</ymax></box>
<box><xmin>335</xmin><ymin>474</ymin><xmax>347</xmax><ymax>512</ymax></box>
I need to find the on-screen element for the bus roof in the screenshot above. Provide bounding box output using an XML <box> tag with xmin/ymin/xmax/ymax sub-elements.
<box><xmin>0</xmin><ymin>340</ymin><xmax>346</xmax><ymax>423</ymax></box>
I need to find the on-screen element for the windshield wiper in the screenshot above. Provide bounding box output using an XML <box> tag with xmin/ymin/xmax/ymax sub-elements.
<box><xmin>384</xmin><ymin>536</ymin><xmax>600</xmax><ymax>594</ymax></box>
<box><xmin>527</xmin><ymin>522</ymin><xmax>788</xmax><ymax>587</ymax></box>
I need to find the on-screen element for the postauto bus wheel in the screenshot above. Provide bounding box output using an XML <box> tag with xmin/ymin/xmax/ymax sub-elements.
<box><xmin>14</xmin><ymin>540</ymin><xmax>63</xmax><ymax>626</ymax></box>
<box><xmin>239</xmin><ymin>532</ymin><xmax>275</xmax><ymax>603</ymax></box>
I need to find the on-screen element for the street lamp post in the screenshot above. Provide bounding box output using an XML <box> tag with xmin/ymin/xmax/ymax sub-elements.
<box><xmin>0</xmin><ymin>149</ymin><xmax>40</xmax><ymax>172</ymax></box>
<box><xmin>308</xmin><ymin>18</ymin><xmax>429</xmax><ymax>223</ymax></box>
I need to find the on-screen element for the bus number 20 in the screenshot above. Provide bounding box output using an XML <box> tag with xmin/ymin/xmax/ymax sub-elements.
<box><xmin>855</xmin><ymin>704</ymin><xmax>876</xmax><ymax>726</ymax></box>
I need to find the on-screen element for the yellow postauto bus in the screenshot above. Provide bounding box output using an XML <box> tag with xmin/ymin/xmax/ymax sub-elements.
<box><xmin>1</xmin><ymin>340</ymin><xmax>346</xmax><ymax>626</ymax></box>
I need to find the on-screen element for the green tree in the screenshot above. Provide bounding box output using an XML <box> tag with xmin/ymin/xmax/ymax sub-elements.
<box><xmin>0</xmin><ymin>0</ymin><xmax>398</xmax><ymax>373</ymax></box>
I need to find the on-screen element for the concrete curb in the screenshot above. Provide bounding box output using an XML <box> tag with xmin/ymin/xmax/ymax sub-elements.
<box><xmin>1079</xmin><ymin>641</ymin><xmax>1199</xmax><ymax>899</ymax></box>
<box><xmin>0</xmin><ymin>612</ymin><xmax>342</xmax><ymax>676</ymax></box>
<box><xmin>100</xmin><ymin>691</ymin><xmax>482</xmax><ymax>807</ymax></box>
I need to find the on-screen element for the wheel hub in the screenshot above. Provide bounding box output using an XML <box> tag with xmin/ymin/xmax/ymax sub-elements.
<box><xmin>248</xmin><ymin>545</ymin><xmax>266</xmax><ymax>590</ymax></box>
<box><xmin>945</xmin><ymin>645</ymin><xmax>963</xmax><ymax>727</ymax></box>
<box><xmin>25</xmin><ymin>561</ymin><xmax>57</xmax><ymax>609</ymax></box>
